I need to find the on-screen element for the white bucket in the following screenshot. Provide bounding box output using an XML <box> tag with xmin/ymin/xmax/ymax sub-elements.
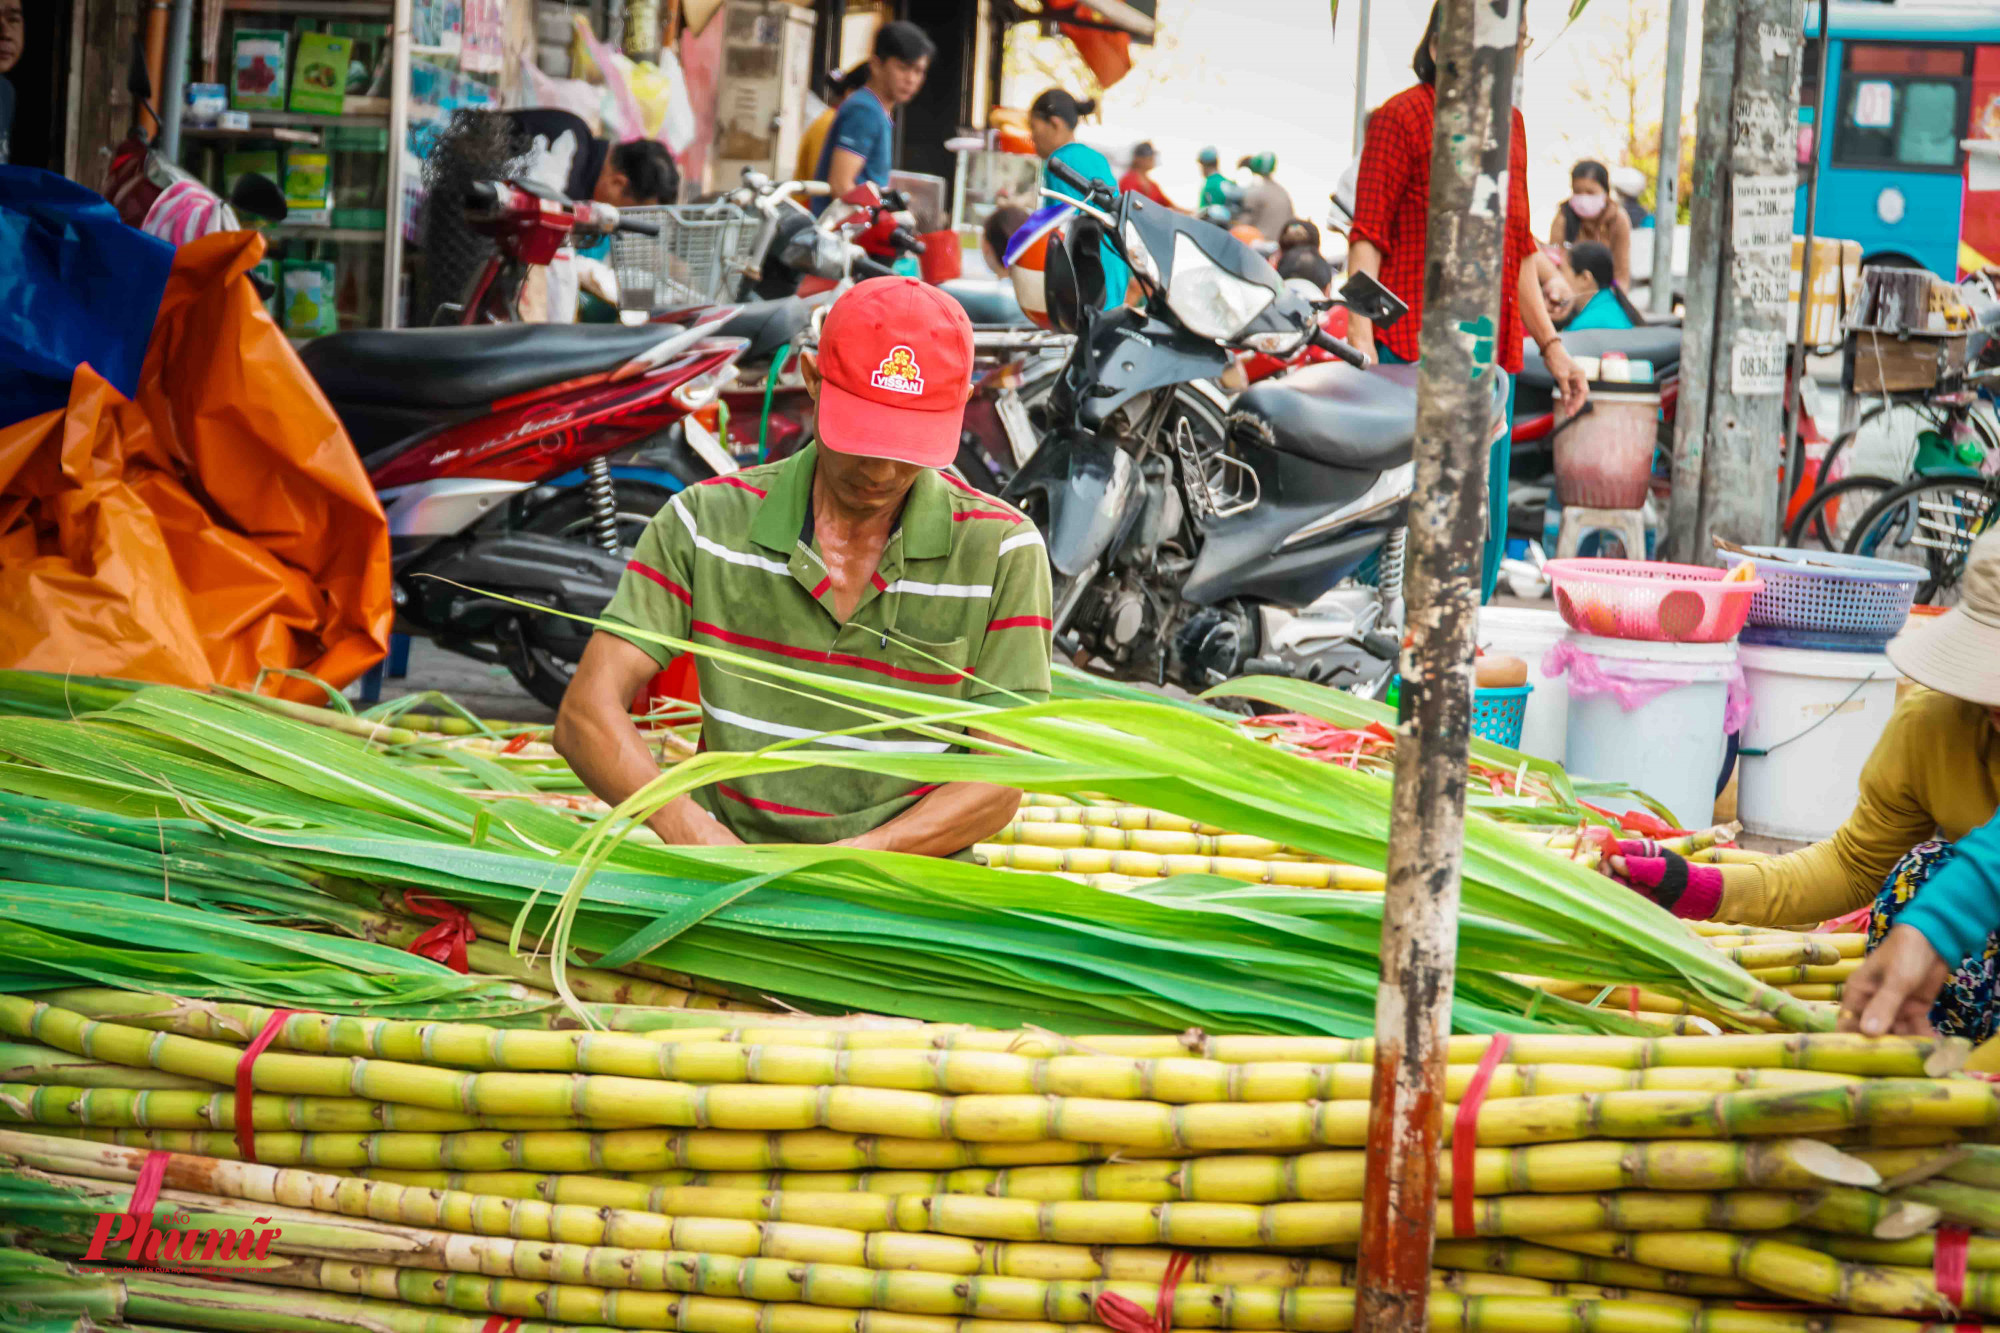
<box><xmin>1735</xmin><ymin>644</ymin><xmax>1899</xmax><ymax>842</ymax></box>
<box><xmin>1558</xmin><ymin>632</ymin><xmax>1738</xmax><ymax>830</ymax></box>
<box><xmin>1478</xmin><ymin>606</ymin><xmax>1571</xmax><ymax>762</ymax></box>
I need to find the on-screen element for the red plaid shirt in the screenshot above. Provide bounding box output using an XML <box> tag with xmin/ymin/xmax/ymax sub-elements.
<box><xmin>1347</xmin><ymin>83</ymin><xmax>1535</xmax><ymax>373</ymax></box>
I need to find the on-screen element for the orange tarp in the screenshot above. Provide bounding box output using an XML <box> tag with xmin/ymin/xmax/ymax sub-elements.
<box><xmin>0</xmin><ymin>230</ymin><xmax>392</xmax><ymax>698</ymax></box>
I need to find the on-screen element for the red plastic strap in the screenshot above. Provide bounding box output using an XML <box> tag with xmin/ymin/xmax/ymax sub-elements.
<box><xmin>480</xmin><ymin>1319</ymin><xmax>524</xmax><ymax>1333</ymax></box>
<box><xmin>1936</xmin><ymin>1226</ymin><xmax>1971</xmax><ymax>1307</ymax></box>
<box><xmin>127</xmin><ymin>1149</ymin><xmax>171</xmax><ymax>1219</ymax></box>
<box><xmin>1451</xmin><ymin>1034</ymin><xmax>1513</xmax><ymax>1239</ymax></box>
<box><xmin>233</xmin><ymin>1009</ymin><xmax>302</xmax><ymax>1164</ymax></box>
<box><xmin>404</xmin><ymin>890</ymin><xmax>476</xmax><ymax>974</ymax></box>
<box><xmin>501</xmin><ymin>731</ymin><xmax>535</xmax><ymax>754</ymax></box>
<box><xmin>1093</xmin><ymin>1251</ymin><xmax>1192</xmax><ymax>1333</ymax></box>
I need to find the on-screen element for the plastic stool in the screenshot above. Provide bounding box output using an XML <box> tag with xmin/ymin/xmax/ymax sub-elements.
<box><xmin>1556</xmin><ymin>505</ymin><xmax>1647</xmax><ymax>560</ymax></box>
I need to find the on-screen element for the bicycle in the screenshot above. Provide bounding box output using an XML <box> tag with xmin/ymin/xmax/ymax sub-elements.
<box><xmin>1840</xmin><ymin>469</ymin><xmax>2000</xmax><ymax>605</ymax></box>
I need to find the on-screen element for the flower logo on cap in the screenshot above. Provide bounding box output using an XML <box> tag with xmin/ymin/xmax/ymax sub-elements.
<box><xmin>870</xmin><ymin>346</ymin><xmax>925</xmax><ymax>396</ymax></box>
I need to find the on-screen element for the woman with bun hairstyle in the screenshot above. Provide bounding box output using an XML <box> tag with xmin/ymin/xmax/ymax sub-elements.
<box><xmin>1027</xmin><ymin>87</ymin><xmax>1128</xmax><ymax>309</ymax></box>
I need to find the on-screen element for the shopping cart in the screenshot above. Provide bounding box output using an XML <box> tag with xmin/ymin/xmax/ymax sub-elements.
<box><xmin>608</xmin><ymin>202</ymin><xmax>759</xmax><ymax>312</ymax></box>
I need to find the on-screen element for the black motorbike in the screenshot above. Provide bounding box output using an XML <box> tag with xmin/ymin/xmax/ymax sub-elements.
<box><xmin>1003</xmin><ymin>160</ymin><xmax>1508</xmax><ymax>693</ymax></box>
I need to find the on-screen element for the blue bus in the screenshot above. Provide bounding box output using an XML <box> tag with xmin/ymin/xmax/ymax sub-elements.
<box><xmin>1803</xmin><ymin>1</ymin><xmax>2000</xmax><ymax>279</ymax></box>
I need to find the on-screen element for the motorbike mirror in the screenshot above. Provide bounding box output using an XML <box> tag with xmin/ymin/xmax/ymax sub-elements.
<box><xmin>1340</xmin><ymin>270</ymin><xmax>1408</xmax><ymax>329</ymax></box>
<box><xmin>229</xmin><ymin>172</ymin><xmax>289</xmax><ymax>223</ymax></box>
<box><xmin>127</xmin><ymin>33</ymin><xmax>153</xmax><ymax>102</ymax></box>
<box><xmin>1043</xmin><ymin>233</ymin><xmax>1084</xmax><ymax>336</ymax></box>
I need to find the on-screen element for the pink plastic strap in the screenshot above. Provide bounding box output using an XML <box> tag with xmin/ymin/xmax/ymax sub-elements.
<box><xmin>1541</xmin><ymin>641</ymin><xmax>1750</xmax><ymax>734</ymax></box>
<box><xmin>1936</xmin><ymin>1226</ymin><xmax>1970</xmax><ymax>1307</ymax></box>
<box><xmin>128</xmin><ymin>1150</ymin><xmax>171</xmax><ymax>1220</ymax></box>
<box><xmin>1451</xmin><ymin>1035</ymin><xmax>1512</xmax><ymax>1238</ymax></box>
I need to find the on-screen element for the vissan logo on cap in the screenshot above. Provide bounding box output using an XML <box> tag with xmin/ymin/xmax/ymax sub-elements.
<box><xmin>870</xmin><ymin>346</ymin><xmax>925</xmax><ymax>396</ymax></box>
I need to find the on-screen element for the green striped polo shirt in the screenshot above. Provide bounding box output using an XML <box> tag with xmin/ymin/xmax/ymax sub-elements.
<box><xmin>602</xmin><ymin>444</ymin><xmax>1054</xmax><ymax>845</ymax></box>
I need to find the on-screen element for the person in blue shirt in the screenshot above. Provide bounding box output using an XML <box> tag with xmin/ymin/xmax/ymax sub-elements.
<box><xmin>1556</xmin><ymin>242</ymin><xmax>1643</xmax><ymax>332</ymax></box>
<box><xmin>1840</xmin><ymin>528</ymin><xmax>2000</xmax><ymax>1037</ymax></box>
<box><xmin>815</xmin><ymin>21</ymin><xmax>934</xmax><ymax>207</ymax></box>
<box><xmin>1027</xmin><ymin>88</ymin><xmax>1129</xmax><ymax>310</ymax></box>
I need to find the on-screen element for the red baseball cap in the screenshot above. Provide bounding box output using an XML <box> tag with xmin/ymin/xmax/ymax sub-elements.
<box><xmin>815</xmin><ymin>277</ymin><xmax>975</xmax><ymax>467</ymax></box>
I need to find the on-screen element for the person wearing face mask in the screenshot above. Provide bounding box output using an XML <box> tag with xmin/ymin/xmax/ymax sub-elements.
<box><xmin>1344</xmin><ymin>2</ymin><xmax>1586</xmax><ymax>604</ymax></box>
<box><xmin>1549</xmin><ymin>159</ymin><xmax>1632</xmax><ymax>289</ymax></box>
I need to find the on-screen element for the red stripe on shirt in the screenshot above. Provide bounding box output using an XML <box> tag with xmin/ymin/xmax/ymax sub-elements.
<box><xmin>691</xmin><ymin>621</ymin><xmax>971</xmax><ymax>685</ymax></box>
<box><xmin>987</xmin><ymin>615</ymin><xmax>1053</xmax><ymax>631</ymax></box>
<box><xmin>717</xmin><ymin>783</ymin><xmax>833</xmax><ymax>818</ymax></box>
<box><xmin>626</xmin><ymin>560</ymin><xmax>693</xmax><ymax>606</ymax></box>
<box><xmin>701</xmin><ymin>476</ymin><xmax>769</xmax><ymax>497</ymax></box>
<box><xmin>952</xmin><ymin>510</ymin><xmax>1023</xmax><ymax>524</ymax></box>
<box><xmin>810</xmin><ymin>577</ymin><xmax>832</xmax><ymax>598</ymax></box>
<box><xmin>870</xmin><ymin>572</ymin><xmax>888</xmax><ymax>592</ymax></box>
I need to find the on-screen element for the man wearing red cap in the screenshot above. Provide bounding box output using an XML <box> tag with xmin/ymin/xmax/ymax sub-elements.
<box><xmin>555</xmin><ymin>278</ymin><xmax>1053</xmax><ymax>854</ymax></box>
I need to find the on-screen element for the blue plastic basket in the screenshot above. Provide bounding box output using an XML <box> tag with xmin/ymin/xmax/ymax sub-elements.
<box><xmin>1472</xmin><ymin>684</ymin><xmax>1532</xmax><ymax>749</ymax></box>
<box><xmin>1741</xmin><ymin>546</ymin><xmax>1924</xmax><ymax>644</ymax></box>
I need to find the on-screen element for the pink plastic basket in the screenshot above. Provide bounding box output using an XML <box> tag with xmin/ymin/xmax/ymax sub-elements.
<box><xmin>1544</xmin><ymin>559</ymin><xmax>1764</xmax><ymax>643</ymax></box>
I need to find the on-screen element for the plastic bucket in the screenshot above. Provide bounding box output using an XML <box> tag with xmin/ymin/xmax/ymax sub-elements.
<box><xmin>1735</xmin><ymin>644</ymin><xmax>1899</xmax><ymax>842</ymax></box>
<box><xmin>1478</xmin><ymin>606</ymin><xmax>1570</xmax><ymax>762</ymax></box>
<box><xmin>1554</xmin><ymin>632</ymin><xmax>1740</xmax><ymax>830</ymax></box>
<box><xmin>1554</xmin><ymin>389</ymin><xmax>1661</xmax><ymax>508</ymax></box>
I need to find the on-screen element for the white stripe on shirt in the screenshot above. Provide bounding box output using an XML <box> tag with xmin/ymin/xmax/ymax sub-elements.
<box><xmin>998</xmin><ymin>530</ymin><xmax>1045</xmax><ymax>557</ymax></box>
<box><xmin>672</xmin><ymin>496</ymin><xmax>794</xmax><ymax>576</ymax></box>
<box><xmin>885</xmin><ymin>579</ymin><xmax>993</xmax><ymax>599</ymax></box>
<box><xmin>703</xmin><ymin>703</ymin><xmax>954</xmax><ymax>753</ymax></box>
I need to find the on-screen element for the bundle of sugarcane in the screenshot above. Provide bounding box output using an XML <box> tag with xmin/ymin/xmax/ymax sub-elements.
<box><xmin>0</xmin><ymin>674</ymin><xmax>1833</xmax><ymax>1037</ymax></box>
<box><xmin>0</xmin><ymin>994</ymin><xmax>1993</xmax><ymax>1330</ymax></box>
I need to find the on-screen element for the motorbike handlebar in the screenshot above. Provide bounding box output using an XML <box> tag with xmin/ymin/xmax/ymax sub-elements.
<box><xmin>463</xmin><ymin>180</ymin><xmax>503</xmax><ymax>210</ymax></box>
<box><xmin>619</xmin><ymin>216</ymin><xmax>662</xmax><ymax>237</ymax></box>
<box><xmin>1311</xmin><ymin>327</ymin><xmax>1369</xmax><ymax>369</ymax></box>
<box><xmin>889</xmin><ymin>226</ymin><xmax>925</xmax><ymax>254</ymax></box>
<box><xmin>852</xmin><ymin>253</ymin><xmax>899</xmax><ymax>280</ymax></box>
<box><xmin>1045</xmin><ymin>157</ymin><xmax>1093</xmax><ymax>193</ymax></box>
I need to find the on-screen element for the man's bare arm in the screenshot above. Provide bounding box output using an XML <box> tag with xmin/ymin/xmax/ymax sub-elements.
<box><xmin>837</xmin><ymin>730</ymin><xmax>1023</xmax><ymax>857</ymax></box>
<box><xmin>553</xmin><ymin>633</ymin><xmax>742</xmax><ymax>847</ymax></box>
<box><xmin>826</xmin><ymin>147</ymin><xmax>865</xmax><ymax>199</ymax></box>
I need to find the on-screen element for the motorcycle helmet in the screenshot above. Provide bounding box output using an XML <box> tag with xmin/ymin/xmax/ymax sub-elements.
<box><xmin>1002</xmin><ymin>201</ymin><xmax>1077</xmax><ymax>329</ymax></box>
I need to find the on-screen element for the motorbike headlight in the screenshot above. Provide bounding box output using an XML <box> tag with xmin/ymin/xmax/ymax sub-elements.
<box><xmin>1123</xmin><ymin>220</ymin><xmax>1161</xmax><ymax>288</ymax></box>
<box><xmin>1240</xmin><ymin>328</ymin><xmax>1308</xmax><ymax>355</ymax></box>
<box><xmin>1167</xmin><ymin>232</ymin><xmax>1276</xmax><ymax>341</ymax></box>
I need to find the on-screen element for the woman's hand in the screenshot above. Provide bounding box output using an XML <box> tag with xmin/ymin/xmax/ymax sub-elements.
<box><xmin>1346</xmin><ymin>323</ymin><xmax>1378</xmax><ymax>368</ymax></box>
<box><xmin>1838</xmin><ymin>924</ymin><xmax>1949</xmax><ymax>1036</ymax></box>
<box><xmin>1596</xmin><ymin>842</ymin><xmax>1724</xmax><ymax>920</ymax></box>
<box><xmin>1543</xmin><ymin>340</ymin><xmax>1590</xmax><ymax>418</ymax></box>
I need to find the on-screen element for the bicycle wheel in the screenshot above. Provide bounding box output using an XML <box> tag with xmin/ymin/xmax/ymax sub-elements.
<box><xmin>1841</xmin><ymin>474</ymin><xmax>2000</xmax><ymax>606</ymax></box>
<box><xmin>1786</xmin><ymin>473</ymin><xmax>1899</xmax><ymax>552</ymax></box>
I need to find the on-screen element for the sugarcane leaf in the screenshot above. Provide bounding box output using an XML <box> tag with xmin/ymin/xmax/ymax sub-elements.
<box><xmin>590</xmin><ymin>865</ymin><xmax>803</xmax><ymax>970</ymax></box>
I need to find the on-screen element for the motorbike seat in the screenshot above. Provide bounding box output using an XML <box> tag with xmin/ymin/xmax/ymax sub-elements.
<box><xmin>299</xmin><ymin>323</ymin><xmax>684</xmax><ymax>411</ymax></box>
<box><xmin>1516</xmin><ymin>323</ymin><xmax>1683</xmax><ymax>393</ymax></box>
<box><xmin>1234</xmin><ymin>361</ymin><xmax>1421</xmax><ymax>472</ymax></box>
<box><xmin>714</xmin><ymin>297</ymin><xmax>813</xmax><ymax>364</ymax></box>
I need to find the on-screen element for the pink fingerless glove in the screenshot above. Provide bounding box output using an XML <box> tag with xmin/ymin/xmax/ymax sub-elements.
<box><xmin>1614</xmin><ymin>840</ymin><xmax>1723</xmax><ymax>920</ymax></box>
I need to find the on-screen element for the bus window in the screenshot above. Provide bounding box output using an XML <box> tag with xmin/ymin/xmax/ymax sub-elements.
<box><xmin>1833</xmin><ymin>43</ymin><xmax>1971</xmax><ymax>172</ymax></box>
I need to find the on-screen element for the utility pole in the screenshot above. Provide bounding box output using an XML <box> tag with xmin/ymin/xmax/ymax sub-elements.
<box><xmin>1648</xmin><ymin>0</ymin><xmax>1691</xmax><ymax>317</ymax></box>
<box><xmin>1664</xmin><ymin>0</ymin><xmax>1806</xmax><ymax>559</ymax></box>
<box><xmin>1352</xmin><ymin>0</ymin><xmax>1372</xmax><ymax>148</ymax></box>
<box><xmin>1353</xmin><ymin>2</ymin><xmax>1519</xmax><ymax>1330</ymax></box>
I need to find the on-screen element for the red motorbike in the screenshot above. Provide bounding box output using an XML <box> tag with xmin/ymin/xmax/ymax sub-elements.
<box><xmin>298</xmin><ymin>179</ymin><xmax>746</xmax><ymax>709</ymax></box>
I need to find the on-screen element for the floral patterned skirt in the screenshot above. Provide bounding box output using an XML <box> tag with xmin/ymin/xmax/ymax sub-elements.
<box><xmin>1869</xmin><ymin>839</ymin><xmax>2000</xmax><ymax>1042</ymax></box>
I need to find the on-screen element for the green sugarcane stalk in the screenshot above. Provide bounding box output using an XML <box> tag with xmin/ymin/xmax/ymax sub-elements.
<box><xmin>0</xmin><ymin>1083</ymin><xmax>623</xmax><ymax>1133</ymax></box>
<box><xmin>1893</xmin><ymin>1178</ymin><xmax>2000</xmax><ymax>1230</ymax></box>
<box><xmin>1941</xmin><ymin>1142</ymin><xmax>2000</xmax><ymax>1188</ymax></box>
<box><xmin>0</xmin><ymin>1042</ymin><xmax>216</xmax><ymax>1091</ymax></box>
<box><xmin>1529</xmin><ymin>1230</ymin><xmax>1952</xmax><ymax>1315</ymax></box>
<box><xmin>1429</xmin><ymin>1237</ymin><xmax>1760</xmax><ymax>1297</ymax></box>
<box><xmin>1770</xmin><ymin>1229</ymin><xmax>2000</xmax><ymax>1271</ymax></box>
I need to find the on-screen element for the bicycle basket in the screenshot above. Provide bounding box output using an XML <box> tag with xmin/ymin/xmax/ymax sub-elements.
<box><xmin>609</xmin><ymin>203</ymin><xmax>758</xmax><ymax>311</ymax></box>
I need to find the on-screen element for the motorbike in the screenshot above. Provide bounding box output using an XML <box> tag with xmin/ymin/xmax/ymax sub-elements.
<box><xmin>1003</xmin><ymin>158</ymin><xmax>1507</xmax><ymax>694</ymax></box>
<box><xmin>298</xmin><ymin>179</ymin><xmax>747</xmax><ymax>710</ymax></box>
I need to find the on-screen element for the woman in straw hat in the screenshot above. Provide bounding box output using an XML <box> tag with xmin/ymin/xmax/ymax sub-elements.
<box><xmin>1607</xmin><ymin>528</ymin><xmax>2000</xmax><ymax>1039</ymax></box>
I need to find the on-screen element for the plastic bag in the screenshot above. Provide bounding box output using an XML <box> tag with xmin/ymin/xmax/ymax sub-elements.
<box><xmin>0</xmin><ymin>230</ymin><xmax>392</xmax><ymax>697</ymax></box>
<box><xmin>0</xmin><ymin>167</ymin><xmax>175</xmax><ymax>427</ymax></box>
<box><xmin>1542</xmin><ymin>639</ymin><xmax>1751</xmax><ymax>734</ymax></box>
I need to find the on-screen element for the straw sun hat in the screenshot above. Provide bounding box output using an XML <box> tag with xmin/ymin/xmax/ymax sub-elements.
<box><xmin>1885</xmin><ymin>527</ymin><xmax>2000</xmax><ymax>708</ymax></box>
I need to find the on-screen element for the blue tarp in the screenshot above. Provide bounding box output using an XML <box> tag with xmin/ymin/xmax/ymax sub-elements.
<box><xmin>0</xmin><ymin>167</ymin><xmax>175</xmax><ymax>427</ymax></box>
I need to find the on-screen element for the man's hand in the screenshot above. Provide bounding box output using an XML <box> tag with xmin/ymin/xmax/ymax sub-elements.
<box><xmin>555</xmin><ymin>633</ymin><xmax>743</xmax><ymax>849</ymax></box>
<box><xmin>1545</xmin><ymin>340</ymin><xmax>1590</xmax><ymax>418</ymax></box>
<box><xmin>1838</xmin><ymin>924</ymin><xmax>1949</xmax><ymax>1036</ymax></box>
<box><xmin>1346</xmin><ymin>321</ymin><xmax>1378</xmax><ymax>368</ymax></box>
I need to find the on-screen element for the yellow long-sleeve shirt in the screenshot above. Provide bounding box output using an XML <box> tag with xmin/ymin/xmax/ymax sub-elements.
<box><xmin>1716</xmin><ymin>688</ymin><xmax>2000</xmax><ymax>926</ymax></box>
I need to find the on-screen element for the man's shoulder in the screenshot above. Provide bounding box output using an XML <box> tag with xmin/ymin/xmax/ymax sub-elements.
<box><xmin>937</xmin><ymin>476</ymin><xmax>1042</xmax><ymax>559</ymax></box>
<box><xmin>672</xmin><ymin>462</ymin><xmax>786</xmax><ymax>524</ymax></box>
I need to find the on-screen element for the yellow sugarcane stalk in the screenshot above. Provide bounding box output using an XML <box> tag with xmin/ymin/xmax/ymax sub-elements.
<box><xmin>1531</xmin><ymin>1231</ymin><xmax>1954</xmax><ymax>1316</ymax></box>
<box><xmin>1751</xmin><ymin>960</ymin><xmax>1864</xmax><ymax>985</ymax></box>
<box><xmin>36</xmin><ymin>990</ymin><xmax>1960</xmax><ymax>1075</ymax></box>
<box><xmin>992</xmin><ymin>820</ymin><xmax>1321</xmax><ymax>861</ymax></box>
<box><xmin>0</xmin><ymin>1082</ymin><xmax>622</xmax><ymax>1133</ymax></box>
<box><xmin>1706</xmin><ymin>939</ymin><xmax>1844</xmax><ymax>969</ymax></box>
<box><xmin>974</xmin><ymin>842</ymin><xmax>1387</xmax><ymax>888</ymax></box>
